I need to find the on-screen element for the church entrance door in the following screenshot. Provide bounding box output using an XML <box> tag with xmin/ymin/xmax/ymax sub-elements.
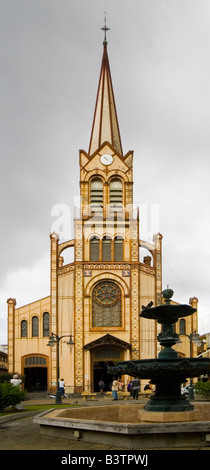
<box><xmin>93</xmin><ymin>361</ymin><xmax>114</xmax><ymax>392</ymax></box>
<box><xmin>92</xmin><ymin>345</ymin><xmax>123</xmax><ymax>392</ymax></box>
<box><xmin>24</xmin><ymin>366</ymin><xmax>47</xmax><ymax>392</ymax></box>
<box><xmin>84</xmin><ymin>335</ymin><xmax>131</xmax><ymax>392</ymax></box>
<box><xmin>22</xmin><ymin>355</ymin><xmax>48</xmax><ymax>391</ymax></box>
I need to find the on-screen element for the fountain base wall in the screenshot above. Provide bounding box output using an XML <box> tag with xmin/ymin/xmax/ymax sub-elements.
<box><xmin>34</xmin><ymin>403</ymin><xmax>210</xmax><ymax>449</ymax></box>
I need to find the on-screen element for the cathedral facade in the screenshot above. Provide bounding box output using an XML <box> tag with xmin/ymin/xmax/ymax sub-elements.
<box><xmin>7</xmin><ymin>38</ymin><xmax>198</xmax><ymax>393</ymax></box>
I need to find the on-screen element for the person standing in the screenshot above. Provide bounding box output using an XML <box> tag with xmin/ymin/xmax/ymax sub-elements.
<box><xmin>99</xmin><ymin>379</ymin><xmax>105</xmax><ymax>394</ymax></box>
<box><xmin>127</xmin><ymin>380</ymin><xmax>133</xmax><ymax>397</ymax></box>
<box><xmin>144</xmin><ymin>381</ymin><xmax>152</xmax><ymax>391</ymax></box>
<box><xmin>112</xmin><ymin>378</ymin><xmax>118</xmax><ymax>400</ymax></box>
<box><xmin>132</xmin><ymin>377</ymin><xmax>140</xmax><ymax>399</ymax></box>
<box><xmin>118</xmin><ymin>380</ymin><xmax>124</xmax><ymax>391</ymax></box>
<box><xmin>59</xmin><ymin>378</ymin><xmax>65</xmax><ymax>397</ymax></box>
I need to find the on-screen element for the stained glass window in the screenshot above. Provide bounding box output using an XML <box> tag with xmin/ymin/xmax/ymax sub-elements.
<box><xmin>43</xmin><ymin>312</ymin><xmax>49</xmax><ymax>337</ymax></box>
<box><xmin>21</xmin><ymin>320</ymin><xmax>28</xmax><ymax>338</ymax></box>
<box><xmin>92</xmin><ymin>281</ymin><xmax>121</xmax><ymax>327</ymax></box>
<box><xmin>179</xmin><ymin>319</ymin><xmax>186</xmax><ymax>335</ymax></box>
<box><xmin>32</xmin><ymin>316</ymin><xmax>39</xmax><ymax>337</ymax></box>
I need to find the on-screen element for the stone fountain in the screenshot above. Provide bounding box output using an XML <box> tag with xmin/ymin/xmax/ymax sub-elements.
<box><xmin>34</xmin><ymin>288</ymin><xmax>210</xmax><ymax>449</ymax></box>
<box><xmin>108</xmin><ymin>287</ymin><xmax>210</xmax><ymax>417</ymax></box>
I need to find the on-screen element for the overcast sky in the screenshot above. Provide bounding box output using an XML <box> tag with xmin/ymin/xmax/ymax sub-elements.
<box><xmin>0</xmin><ymin>0</ymin><xmax>210</xmax><ymax>344</ymax></box>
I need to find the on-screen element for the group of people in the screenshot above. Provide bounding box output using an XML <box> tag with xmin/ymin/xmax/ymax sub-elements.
<box><xmin>111</xmin><ymin>377</ymin><xmax>142</xmax><ymax>400</ymax></box>
<box><xmin>100</xmin><ymin>377</ymin><xmax>152</xmax><ymax>400</ymax></box>
<box><xmin>9</xmin><ymin>374</ymin><xmax>151</xmax><ymax>400</ymax></box>
<box><xmin>127</xmin><ymin>377</ymin><xmax>141</xmax><ymax>399</ymax></box>
<box><xmin>127</xmin><ymin>379</ymin><xmax>153</xmax><ymax>398</ymax></box>
<box><xmin>98</xmin><ymin>378</ymin><xmax>125</xmax><ymax>399</ymax></box>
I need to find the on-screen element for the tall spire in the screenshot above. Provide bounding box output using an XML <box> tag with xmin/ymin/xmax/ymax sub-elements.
<box><xmin>88</xmin><ymin>18</ymin><xmax>123</xmax><ymax>156</ymax></box>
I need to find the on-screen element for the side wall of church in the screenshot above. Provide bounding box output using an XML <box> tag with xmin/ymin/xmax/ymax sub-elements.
<box><xmin>139</xmin><ymin>270</ymin><xmax>157</xmax><ymax>359</ymax></box>
<box><xmin>57</xmin><ymin>267</ymin><xmax>75</xmax><ymax>389</ymax></box>
<box><xmin>8</xmin><ymin>296</ymin><xmax>51</xmax><ymax>377</ymax></box>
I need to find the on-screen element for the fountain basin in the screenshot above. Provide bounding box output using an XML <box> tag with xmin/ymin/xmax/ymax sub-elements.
<box><xmin>108</xmin><ymin>357</ymin><xmax>210</xmax><ymax>412</ymax></box>
<box><xmin>34</xmin><ymin>403</ymin><xmax>210</xmax><ymax>449</ymax></box>
<box><xmin>108</xmin><ymin>357</ymin><xmax>210</xmax><ymax>380</ymax></box>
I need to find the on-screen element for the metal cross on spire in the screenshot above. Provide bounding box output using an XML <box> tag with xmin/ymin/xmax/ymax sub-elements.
<box><xmin>101</xmin><ymin>12</ymin><xmax>110</xmax><ymax>46</ymax></box>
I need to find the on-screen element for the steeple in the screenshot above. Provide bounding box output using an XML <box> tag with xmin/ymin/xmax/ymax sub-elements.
<box><xmin>88</xmin><ymin>24</ymin><xmax>123</xmax><ymax>156</ymax></box>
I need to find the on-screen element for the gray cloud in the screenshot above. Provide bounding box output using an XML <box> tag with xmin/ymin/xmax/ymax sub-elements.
<box><xmin>0</xmin><ymin>0</ymin><xmax>210</xmax><ymax>342</ymax></box>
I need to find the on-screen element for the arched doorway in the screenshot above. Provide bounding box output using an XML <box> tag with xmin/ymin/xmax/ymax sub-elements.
<box><xmin>22</xmin><ymin>355</ymin><xmax>48</xmax><ymax>392</ymax></box>
<box><xmin>84</xmin><ymin>334</ymin><xmax>131</xmax><ymax>392</ymax></box>
<box><xmin>92</xmin><ymin>346</ymin><xmax>121</xmax><ymax>392</ymax></box>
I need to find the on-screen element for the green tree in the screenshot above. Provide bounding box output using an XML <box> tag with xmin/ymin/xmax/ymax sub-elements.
<box><xmin>0</xmin><ymin>383</ymin><xmax>26</xmax><ymax>410</ymax></box>
<box><xmin>194</xmin><ymin>381</ymin><xmax>210</xmax><ymax>398</ymax></box>
<box><xmin>0</xmin><ymin>373</ymin><xmax>13</xmax><ymax>383</ymax></box>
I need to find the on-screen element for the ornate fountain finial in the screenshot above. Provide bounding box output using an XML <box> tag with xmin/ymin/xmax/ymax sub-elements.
<box><xmin>162</xmin><ymin>285</ymin><xmax>174</xmax><ymax>304</ymax></box>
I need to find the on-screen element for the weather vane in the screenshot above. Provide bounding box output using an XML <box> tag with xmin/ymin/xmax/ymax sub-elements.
<box><xmin>101</xmin><ymin>12</ymin><xmax>110</xmax><ymax>45</ymax></box>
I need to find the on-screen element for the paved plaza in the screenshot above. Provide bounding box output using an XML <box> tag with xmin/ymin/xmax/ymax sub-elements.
<box><xmin>0</xmin><ymin>396</ymin><xmax>210</xmax><ymax>451</ymax></box>
<box><xmin>0</xmin><ymin>396</ymin><xmax>130</xmax><ymax>450</ymax></box>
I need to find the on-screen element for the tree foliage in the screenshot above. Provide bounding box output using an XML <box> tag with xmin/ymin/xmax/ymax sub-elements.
<box><xmin>194</xmin><ymin>381</ymin><xmax>210</xmax><ymax>398</ymax></box>
<box><xmin>0</xmin><ymin>383</ymin><xmax>26</xmax><ymax>410</ymax></box>
<box><xmin>0</xmin><ymin>373</ymin><xmax>14</xmax><ymax>383</ymax></box>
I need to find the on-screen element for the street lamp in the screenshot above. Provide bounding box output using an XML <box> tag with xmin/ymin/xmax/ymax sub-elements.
<box><xmin>179</xmin><ymin>330</ymin><xmax>202</xmax><ymax>400</ymax></box>
<box><xmin>47</xmin><ymin>332</ymin><xmax>74</xmax><ymax>404</ymax></box>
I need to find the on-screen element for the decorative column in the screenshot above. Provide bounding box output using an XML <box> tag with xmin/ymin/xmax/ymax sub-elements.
<box><xmin>153</xmin><ymin>233</ymin><xmax>163</xmax><ymax>357</ymax></box>
<box><xmin>74</xmin><ymin>220</ymin><xmax>84</xmax><ymax>392</ymax></box>
<box><xmin>50</xmin><ymin>232</ymin><xmax>59</xmax><ymax>388</ymax></box>
<box><xmin>189</xmin><ymin>297</ymin><xmax>199</xmax><ymax>358</ymax></box>
<box><xmin>154</xmin><ymin>233</ymin><xmax>163</xmax><ymax>306</ymax></box>
<box><xmin>7</xmin><ymin>298</ymin><xmax>16</xmax><ymax>373</ymax></box>
<box><xmin>130</xmin><ymin>221</ymin><xmax>140</xmax><ymax>360</ymax></box>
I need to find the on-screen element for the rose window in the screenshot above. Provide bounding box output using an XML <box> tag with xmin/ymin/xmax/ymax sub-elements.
<box><xmin>94</xmin><ymin>283</ymin><xmax>120</xmax><ymax>305</ymax></box>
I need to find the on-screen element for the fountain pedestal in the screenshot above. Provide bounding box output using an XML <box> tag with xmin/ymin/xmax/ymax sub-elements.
<box><xmin>138</xmin><ymin>408</ymin><xmax>199</xmax><ymax>422</ymax></box>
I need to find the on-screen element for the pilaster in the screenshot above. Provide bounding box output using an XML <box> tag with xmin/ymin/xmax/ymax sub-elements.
<box><xmin>130</xmin><ymin>221</ymin><xmax>140</xmax><ymax>359</ymax></box>
<box><xmin>189</xmin><ymin>297</ymin><xmax>199</xmax><ymax>357</ymax></box>
<box><xmin>74</xmin><ymin>220</ymin><xmax>84</xmax><ymax>392</ymax></box>
<box><xmin>50</xmin><ymin>232</ymin><xmax>59</xmax><ymax>386</ymax></box>
<box><xmin>154</xmin><ymin>233</ymin><xmax>163</xmax><ymax>306</ymax></box>
<box><xmin>7</xmin><ymin>298</ymin><xmax>16</xmax><ymax>373</ymax></box>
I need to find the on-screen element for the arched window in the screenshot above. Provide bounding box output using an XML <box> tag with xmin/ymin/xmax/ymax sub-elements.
<box><xmin>43</xmin><ymin>312</ymin><xmax>49</xmax><ymax>337</ymax></box>
<box><xmin>32</xmin><ymin>316</ymin><xmax>39</xmax><ymax>337</ymax></box>
<box><xmin>102</xmin><ymin>236</ymin><xmax>112</xmax><ymax>261</ymax></box>
<box><xmin>110</xmin><ymin>178</ymin><xmax>122</xmax><ymax>211</ymax></box>
<box><xmin>179</xmin><ymin>319</ymin><xmax>186</xmax><ymax>335</ymax></box>
<box><xmin>114</xmin><ymin>236</ymin><xmax>124</xmax><ymax>261</ymax></box>
<box><xmin>90</xmin><ymin>236</ymin><xmax>100</xmax><ymax>261</ymax></box>
<box><xmin>21</xmin><ymin>320</ymin><xmax>28</xmax><ymax>338</ymax></box>
<box><xmin>90</xmin><ymin>178</ymin><xmax>103</xmax><ymax>211</ymax></box>
<box><xmin>92</xmin><ymin>281</ymin><xmax>121</xmax><ymax>327</ymax></box>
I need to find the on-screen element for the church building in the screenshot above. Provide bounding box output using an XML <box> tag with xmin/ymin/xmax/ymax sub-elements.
<box><xmin>7</xmin><ymin>32</ymin><xmax>198</xmax><ymax>393</ymax></box>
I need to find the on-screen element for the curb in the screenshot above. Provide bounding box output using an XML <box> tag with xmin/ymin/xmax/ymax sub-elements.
<box><xmin>0</xmin><ymin>410</ymin><xmax>41</xmax><ymax>424</ymax></box>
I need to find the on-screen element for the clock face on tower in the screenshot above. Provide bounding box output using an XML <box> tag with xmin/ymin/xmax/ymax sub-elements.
<box><xmin>100</xmin><ymin>154</ymin><xmax>113</xmax><ymax>166</ymax></box>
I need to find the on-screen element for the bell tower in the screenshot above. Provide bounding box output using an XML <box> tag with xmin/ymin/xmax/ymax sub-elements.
<box><xmin>73</xmin><ymin>24</ymin><xmax>142</xmax><ymax>392</ymax></box>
